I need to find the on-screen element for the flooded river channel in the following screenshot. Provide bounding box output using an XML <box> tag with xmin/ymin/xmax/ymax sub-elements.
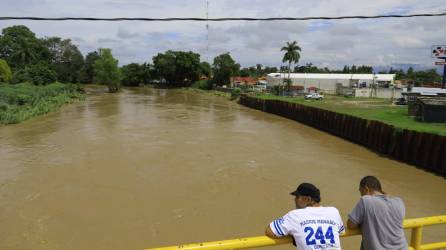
<box><xmin>0</xmin><ymin>87</ymin><xmax>445</xmax><ymax>250</ymax></box>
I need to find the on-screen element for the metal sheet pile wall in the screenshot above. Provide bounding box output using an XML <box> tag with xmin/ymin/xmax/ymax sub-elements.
<box><xmin>239</xmin><ymin>95</ymin><xmax>446</xmax><ymax>177</ymax></box>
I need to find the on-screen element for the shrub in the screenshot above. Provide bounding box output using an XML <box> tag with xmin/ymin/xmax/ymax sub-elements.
<box><xmin>231</xmin><ymin>87</ymin><xmax>241</xmax><ymax>100</ymax></box>
<box><xmin>271</xmin><ymin>85</ymin><xmax>283</xmax><ymax>95</ymax></box>
<box><xmin>12</xmin><ymin>64</ymin><xmax>57</xmax><ymax>85</ymax></box>
<box><xmin>192</xmin><ymin>80</ymin><xmax>213</xmax><ymax>90</ymax></box>
<box><xmin>0</xmin><ymin>82</ymin><xmax>84</xmax><ymax>124</ymax></box>
<box><xmin>0</xmin><ymin>59</ymin><xmax>12</xmax><ymax>83</ymax></box>
<box><xmin>16</xmin><ymin>94</ymin><xmax>32</xmax><ymax>105</ymax></box>
<box><xmin>0</xmin><ymin>101</ymin><xmax>8</xmax><ymax>111</ymax></box>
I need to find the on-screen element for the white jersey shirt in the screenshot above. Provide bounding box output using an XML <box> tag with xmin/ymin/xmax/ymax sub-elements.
<box><xmin>269</xmin><ymin>206</ymin><xmax>345</xmax><ymax>250</ymax></box>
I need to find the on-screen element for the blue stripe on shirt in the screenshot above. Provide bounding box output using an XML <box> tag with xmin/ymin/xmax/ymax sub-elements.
<box><xmin>277</xmin><ymin>219</ymin><xmax>286</xmax><ymax>235</ymax></box>
<box><xmin>273</xmin><ymin>220</ymin><xmax>285</xmax><ymax>236</ymax></box>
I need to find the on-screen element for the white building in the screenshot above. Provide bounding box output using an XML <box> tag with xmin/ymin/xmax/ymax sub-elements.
<box><xmin>266</xmin><ymin>73</ymin><xmax>396</xmax><ymax>94</ymax></box>
<box><xmin>402</xmin><ymin>87</ymin><xmax>446</xmax><ymax>96</ymax></box>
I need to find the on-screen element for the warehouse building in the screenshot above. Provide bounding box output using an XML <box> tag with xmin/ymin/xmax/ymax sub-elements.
<box><xmin>266</xmin><ymin>73</ymin><xmax>396</xmax><ymax>94</ymax></box>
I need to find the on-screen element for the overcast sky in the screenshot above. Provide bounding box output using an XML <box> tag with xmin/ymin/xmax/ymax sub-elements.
<box><xmin>1</xmin><ymin>0</ymin><xmax>446</xmax><ymax>70</ymax></box>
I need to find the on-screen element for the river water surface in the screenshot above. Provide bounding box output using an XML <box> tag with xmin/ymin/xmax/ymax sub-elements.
<box><xmin>0</xmin><ymin>87</ymin><xmax>445</xmax><ymax>250</ymax></box>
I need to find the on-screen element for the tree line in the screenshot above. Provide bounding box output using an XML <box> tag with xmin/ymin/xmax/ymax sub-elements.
<box><xmin>0</xmin><ymin>25</ymin><xmax>442</xmax><ymax>92</ymax></box>
<box><xmin>0</xmin><ymin>25</ymin><xmax>242</xmax><ymax>92</ymax></box>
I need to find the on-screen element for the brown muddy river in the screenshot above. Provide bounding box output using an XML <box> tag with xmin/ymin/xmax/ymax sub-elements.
<box><xmin>0</xmin><ymin>87</ymin><xmax>445</xmax><ymax>250</ymax></box>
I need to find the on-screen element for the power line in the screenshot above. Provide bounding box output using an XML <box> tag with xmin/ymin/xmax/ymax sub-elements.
<box><xmin>0</xmin><ymin>12</ymin><xmax>446</xmax><ymax>22</ymax></box>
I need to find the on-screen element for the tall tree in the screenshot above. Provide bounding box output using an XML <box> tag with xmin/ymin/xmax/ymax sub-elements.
<box><xmin>80</xmin><ymin>51</ymin><xmax>100</xmax><ymax>84</ymax></box>
<box><xmin>152</xmin><ymin>50</ymin><xmax>201</xmax><ymax>86</ymax></box>
<box><xmin>212</xmin><ymin>53</ymin><xmax>240</xmax><ymax>86</ymax></box>
<box><xmin>199</xmin><ymin>61</ymin><xmax>211</xmax><ymax>78</ymax></box>
<box><xmin>0</xmin><ymin>25</ymin><xmax>50</xmax><ymax>69</ymax></box>
<box><xmin>140</xmin><ymin>63</ymin><xmax>152</xmax><ymax>84</ymax></box>
<box><xmin>94</xmin><ymin>48</ymin><xmax>121</xmax><ymax>93</ymax></box>
<box><xmin>0</xmin><ymin>59</ymin><xmax>12</xmax><ymax>83</ymax></box>
<box><xmin>256</xmin><ymin>64</ymin><xmax>263</xmax><ymax>76</ymax></box>
<box><xmin>281</xmin><ymin>41</ymin><xmax>301</xmax><ymax>83</ymax></box>
<box><xmin>239</xmin><ymin>68</ymin><xmax>250</xmax><ymax>77</ymax></box>
<box><xmin>264</xmin><ymin>66</ymin><xmax>278</xmax><ymax>74</ymax></box>
<box><xmin>43</xmin><ymin>37</ymin><xmax>84</xmax><ymax>83</ymax></box>
<box><xmin>121</xmin><ymin>63</ymin><xmax>151</xmax><ymax>86</ymax></box>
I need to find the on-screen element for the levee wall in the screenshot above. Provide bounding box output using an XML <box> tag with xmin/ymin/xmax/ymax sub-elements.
<box><xmin>239</xmin><ymin>95</ymin><xmax>446</xmax><ymax>177</ymax></box>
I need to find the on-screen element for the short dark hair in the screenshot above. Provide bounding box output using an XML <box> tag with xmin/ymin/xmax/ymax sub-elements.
<box><xmin>360</xmin><ymin>176</ymin><xmax>383</xmax><ymax>192</ymax></box>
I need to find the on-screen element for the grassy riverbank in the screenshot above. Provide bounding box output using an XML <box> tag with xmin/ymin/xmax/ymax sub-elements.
<box><xmin>187</xmin><ymin>87</ymin><xmax>232</xmax><ymax>98</ymax></box>
<box><xmin>0</xmin><ymin>83</ymin><xmax>85</xmax><ymax>124</ymax></box>
<box><xmin>252</xmin><ymin>93</ymin><xmax>446</xmax><ymax>135</ymax></box>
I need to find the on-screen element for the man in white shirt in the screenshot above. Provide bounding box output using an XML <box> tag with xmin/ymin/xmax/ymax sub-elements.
<box><xmin>265</xmin><ymin>183</ymin><xmax>345</xmax><ymax>250</ymax></box>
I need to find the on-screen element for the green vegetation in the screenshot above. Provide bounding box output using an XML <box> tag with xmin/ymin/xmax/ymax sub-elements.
<box><xmin>121</xmin><ymin>63</ymin><xmax>151</xmax><ymax>86</ymax></box>
<box><xmin>80</xmin><ymin>51</ymin><xmax>100</xmax><ymax>84</ymax></box>
<box><xmin>252</xmin><ymin>93</ymin><xmax>446</xmax><ymax>135</ymax></box>
<box><xmin>11</xmin><ymin>63</ymin><xmax>57</xmax><ymax>85</ymax></box>
<box><xmin>0</xmin><ymin>25</ymin><xmax>51</xmax><ymax>69</ymax></box>
<box><xmin>200</xmin><ymin>62</ymin><xmax>211</xmax><ymax>78</ymax></box>
<box><xmin>43</xmin><ymin>36</ymin><xmax>84</xmax><ymax>83</ymax></box>
<box><xmin>192</xmin><ymin>79</ymin><xmax>213</xmax><ymax>90</ymax></box>
<box><xmin>0</xmin><ymin>59</ymin><xmax>12</xmax><ymax>83</ymax></box>
<box><xmin>230</xmin><ymin>88</ymin><xmax>242</xmax><ymax>100</ymax></box>
<box><xmin>239</xmin><ymin>64</ymin><xmax>278</xmax><ymax>77</ymax></box>
<box><xmin>212</xmin><ymin>53</ymin><xmax>240</xmax><ymax>86</ymax></box>
<box><xmin>0</xmin><ymin>83</ymin><xmax>84</xmax><ymax>124</ymax></box>
<box><xmin>186</xmin><ymin>87</ymin><xmax>231</xmax><ymax>99</ymax></box>
<box><xmin>152</xmin><ymin>50</ymin><xmax>201</xmax><ymax>86</ymax></box>
<box><xmin>94</xmin><ymin>48</ymin><xmax>122</xmax><ymax>93</ymax></box>
<box><xmin>281</xmin><ymin>41</ymin><xmax>301</xmax><ymax>80</ymax></box>
<box><xmin>395</xmin><ymin>67</ymin><xmax>441</xmax><ymax>85</ymax></box>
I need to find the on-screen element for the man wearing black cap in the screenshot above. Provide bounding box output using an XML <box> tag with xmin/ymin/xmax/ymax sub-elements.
<box><xmin>265</xmin><ymin>183</ymin><xmax>345</xmax><ymax>250</ymax></box>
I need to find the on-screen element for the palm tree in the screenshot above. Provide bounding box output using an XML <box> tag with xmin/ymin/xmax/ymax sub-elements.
<box><xmin>281</xmin><ymin>41</ymin><xmax>301</xmax><ymax>92</ymax></box>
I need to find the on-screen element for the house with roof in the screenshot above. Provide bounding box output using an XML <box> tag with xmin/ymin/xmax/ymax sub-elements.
<box><xmin>230</xmin><ymin>77</ymin><xmax>258</xmax><ymax>87</ymax></box>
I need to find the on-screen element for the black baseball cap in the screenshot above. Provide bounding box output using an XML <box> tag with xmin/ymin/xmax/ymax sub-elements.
<box><xmin>290</xmin><ymin>183</ymin><xmax>321</xmax><ymax>202</ymax></box>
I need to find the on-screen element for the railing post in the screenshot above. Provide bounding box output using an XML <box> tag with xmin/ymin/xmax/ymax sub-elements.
<box><xmin>410</xmin><ymin>226</ymin><xmax>423</xmax><ymax>250</ymax></box>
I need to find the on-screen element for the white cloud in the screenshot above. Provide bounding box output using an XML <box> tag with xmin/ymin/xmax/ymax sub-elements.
<box><xmin>0</xmin><ymin>0</ymin><xmax>445</xmax><ymax>69</ymax></box>
<box><xmin>394</xmin><ymin>37</ymin><xmax>424</xmax><ymax>48</ymax></box>
<box><xmin>117</xmin><ymin>27</ymin><xmax>140</xmax><ymax>39</ymax></box>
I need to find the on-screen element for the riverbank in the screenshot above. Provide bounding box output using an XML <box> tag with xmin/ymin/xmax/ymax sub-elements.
<box><xmin>253</xmin><ymin>93</ymin><xmax>446</xmax><ymax>136</ymax></box>
<box><xmin>186</xmin><ymin>87</ymin><xmax>232</xmax><ymax>98</ymax></box>
<box><xmin>0</xmin><ymin>83</ymin><xmax>85</xmax><ymax>124</ymax></box>
<box><xmin>239</xmin><ymin>94</ymin><xmax>446</xmax><ymax>177</ymax></box>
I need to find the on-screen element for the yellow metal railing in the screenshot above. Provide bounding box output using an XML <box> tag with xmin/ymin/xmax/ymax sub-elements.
<box><xmin>146</xmin><ymin>215</ymin><xmax>446</xmax><ymax>250</ymax></box>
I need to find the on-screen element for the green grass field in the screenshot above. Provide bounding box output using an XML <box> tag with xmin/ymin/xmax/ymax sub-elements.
<box><xmin>0</xmin><ymin>83</ymin><xmax>85</xmax><ymax>124</ymax></box>
<box><xmin>252</xmin><ymin>93</ymin><xmax>446</xmax><ymax>136</ymax></box>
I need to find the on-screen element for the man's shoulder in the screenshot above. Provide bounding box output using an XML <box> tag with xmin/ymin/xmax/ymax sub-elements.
<box><xmin>361</xmin><ymin>195</ymin><xmax>403</xmax><ymax>202</ymax></box>
<box><xmin>360</xmin><ymin>195</ymin><xmax>405</xmax><ymax>208</ymax></box>
<box><xmin>288</xmin><ymin>207</ymin><xmax>340</xmax><ymax>216</ymax></box>
<box><xmin>323</xmin><ymin>206</ymin><xmax>341</xmax><ymax>212</ymax></box>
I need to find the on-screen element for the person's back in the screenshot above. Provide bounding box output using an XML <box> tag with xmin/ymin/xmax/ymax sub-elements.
<box><xmin>348</xmin><ymin>176</ymin><xmax>407</xmax><ymax>250</ymax></box>
<box><xmin>266</xmin><ymin>183</ymin><xmax>344</xmax><ymax>250</ymax></box>
<box><xmin>282</xmin><ymin>206</ymin><xmax>344</xmax><ymax>250</ymax></box>
<box><xmin>350</xmin><ymin>195</ymin><xmax>406</xmax><ymax>250</ymax></box>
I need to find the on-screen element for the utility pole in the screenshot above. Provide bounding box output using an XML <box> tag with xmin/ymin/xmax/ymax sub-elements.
<box><xmin>205</xmin><ymin>0</ymin><xmax>209</xmax><ymax>63</ymax></box>
<box><xmin>443</xmin><ymin>57</ymin><xmax>446</xmax><ymax>89</ymax></box>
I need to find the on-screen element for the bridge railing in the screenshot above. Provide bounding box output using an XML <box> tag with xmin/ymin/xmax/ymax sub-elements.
<box><xmin>146</xmin><ymin>215</ymin><xmax>446</xmax><ymax>250</ymax></box>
